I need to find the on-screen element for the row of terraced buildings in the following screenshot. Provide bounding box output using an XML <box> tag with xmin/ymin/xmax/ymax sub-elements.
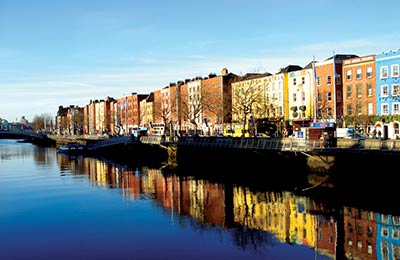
<box><xmin>55</xmin><ymin>49</ymin><xmax>400</xmax><ymax>139</ymax></box>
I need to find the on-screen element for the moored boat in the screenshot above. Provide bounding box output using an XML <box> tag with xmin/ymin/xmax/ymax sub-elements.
<box><xmin>57</xmin><ymin>143</ymin><xmax>87</xmax><ymax>154</ymax></box>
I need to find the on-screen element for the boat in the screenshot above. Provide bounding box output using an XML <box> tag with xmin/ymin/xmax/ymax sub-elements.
<box><xmin>57</xmin><ymin>143</ymin><xmax>87</xmax><ymax>154</ymax></box>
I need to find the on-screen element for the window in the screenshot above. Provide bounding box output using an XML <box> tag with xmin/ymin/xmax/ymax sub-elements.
<box><xmin>336</xmin><ymin>74</ymin><xmax>341</xmax><ymax>84</ymax></box>
<box><xmin>327</xmin><ymin>75</ymin><xmax>332</xmax><ymax>85</ymax></box>
<box><xmin>337</xmin><ymin>107</ymin><xmax>342</xmax><ymax>117</ymax></box>
<box><xmin>393</xmin><ymin>229</ymin><xmax>400</xmax><ymax>239</ymax></box>
<box><xmin>317</xmin><ymin>92</ymin><xmax>322</xmax><ymax>103</ymax></box>
<box><xmin>357</xmin><ymin>103</ymin><xmax>362</xmax><ymax>115</ymax></box>
<box><xmin>368</xmin><ymin>103</ymin><xmax>373</xmax><ymax>115</ymax></box>
<box><xmin>394</xmin><ymin>122</ymin><xmax>400</xmax><ymax>136</ymax></box>
<box><xmin>346</xmin><ymin>70</ymin><xmax>352</xmax><ymax>80</ymax></box>
<box><xmin>317</xmin><ymin>108</ymin><xmax>322</xmax><ymax>118</ymax></box>
<box><xmin>394</xmin><ymin>244</ymin><xmax>400</xmax><ymax>260</ymax></box>
<box><xmin>382</xmin><ymin>227</ymin><xmax>389</xmax><ymax>237</ymax></box>
<box><xmin>356</xmin><ymin>209</ymin><xmax>362</xmax><ymax>219</ymax></box>
<box><xmin>392</xmin><ymin>64</ymin><xmax>399</xmax><ymax>77</ymax></box>
<box><xmin>337</xmin><ymin>90</ymin><xmax>342</xmax><ymax>102</ymax></box>
<box><xmin>348</xmin><ymin>238</ymin><xmax>353</xmax><ymax>246</ymax></box>
<box><xmin>367</xmin><ymin>66</ymin><xmax>373</xmax><ymax>78</ymax></box>
<box><xmin>293</xmin><ymin>93</ymin><xmax>297</xmax><ymax>102</ymax></box>
<box><xmin>329</xmin><ymin>234</ymin><xmax>334</xmax><ymax>243</ymax></box>
<box><xmin>393</xmin><ymin>216</ymin><xmax>400</xmax><ymax>225</ymax></box>
<box><xmin>357</xmin><ymin>240</ymin><xmax>363</xmax><ymax>250</ymax></box>
<box><xmin>357</xmin><ymin>84</ymin><xmax>362</xmax><ymax>97</ymax></box>
<box><xmin>393</xmin><ymin>84</ymin><xmax>400</xmax><ymax>96</ymax></box>
<box><xmin>327</xmin><ymin>107</ymin><xmax>332</xmax><ymax>118</ymax></box>
<box><xmin>346</xmin><ymin>85</ymin><xmax>352</xmax><ymax>98</ymax></box>
<box><xmin>367</xmin><ymin>241</ymin><xmax>373</xmax><ymax>255</ymax></box>
<box><xmin>327</xmin><ymin>92</ymin><xmax>332</xmax><ymax>102</ymax></box>
<box><xmin>382</xmin><ymin>214</ymin><xmax>389</xmax><ymax>224</ymax></box>
<box><xmin>367</xmin><ymin>226</ymin><xmax>374</xmax><ymax>237</ymax></box>
<box><xmin>302</xmin><ymin>92</ymin><xmax>306</xmax><ymax>102</ymax></box>
<box><xmin>356</xmin><ymin>68</ymin><xmax>362</xmax><ymax>79</ymax></box>
<box><xmin>395</xmin><ymin>104</ymin><xmax>400</xmax><ymax>115</ymax></box>
<box><xmin>347</xmin><ymin>104</ymin><xmax>353</xmax><ymax>116</ymax></box>
<box><xmin>367</xmin><ymin>83</ymin><xmax>373</xmax><ymax>96</ymax></box>
<box><xmin>357</xmin><ymin>223</ymin><xmax>363</xmax><ymax>235</ymax></box>
<box><xmin>302</xmin><ymin>77</ymin><xmax>305</xmax><ymax>84</ymax></box>
<box><xmin>381</xmin><ymin>66</ymin><xmax>388</xmax><ymax>78</ymax></box>
<box><xmin>381</xmin><ymin>85</ymin><xmax>389</xmax><ymax>97</ymax></box>
<box><xmin>382</xmin><ymin>103</ymin><xmax>389</xmax><ymax>115</ymax></box>
<box><xmin>293</xmin><ymin>78</ymin><xmax>297</xmax><ymax>85</ymax></box>
<box><xmin>317</xmin><ymin>77</ymin><xmax>321</xmax><ymax>86</ymax></box>
<box><xmin>367</xmin><ymin>211</ymin><xmax>374</xmax><ymax>221</ymax></box>
<box><xmin>381</xmin><ymin>241</ymin><xmax>389</xmax><ymax>260</ymax></box>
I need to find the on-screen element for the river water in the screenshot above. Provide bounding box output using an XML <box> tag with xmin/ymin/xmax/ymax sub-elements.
<box><xmin>0</xmin><ymin>139</ymin><xmax>398</xmax><ymax>260</ymax></box>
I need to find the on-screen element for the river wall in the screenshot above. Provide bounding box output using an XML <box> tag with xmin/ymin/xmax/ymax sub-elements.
<box><xmin>170</xmin><ymin>144</ymin><xmax>311</xmax><ymax>191</ymax></box>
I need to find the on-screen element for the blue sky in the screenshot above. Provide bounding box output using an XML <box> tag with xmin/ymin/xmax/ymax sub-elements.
<box><xmin>1</xmin><ymin>0</ymin><xmax>399</xmax><ymax>123</ymax></box>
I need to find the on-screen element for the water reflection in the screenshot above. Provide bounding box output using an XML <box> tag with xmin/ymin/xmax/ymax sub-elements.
<box><xmin>54</xmin><ymin>152</ymin><xmax>400</xmax><ymax>260</ymax></box>
<box><xmin>0</xmin><ymin>139</ymin><xmax>33</xmax><ymax>160</ymax></box>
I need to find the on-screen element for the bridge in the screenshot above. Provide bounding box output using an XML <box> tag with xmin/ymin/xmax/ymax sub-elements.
<box><xmin>3</xmin><ymin>130</ymin><xmax>400</xmax><ymax>156</ymax></box>
<box><xmin>0</xmin><ymin>130</ymin><xmax>54</xmax><ymax>145</ymax></box>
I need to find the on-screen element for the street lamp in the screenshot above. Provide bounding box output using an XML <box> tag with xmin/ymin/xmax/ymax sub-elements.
<box><xmin>125</xmin><ymin>97</ymin><xmax>128</xmax><ymax>135</ymax></box>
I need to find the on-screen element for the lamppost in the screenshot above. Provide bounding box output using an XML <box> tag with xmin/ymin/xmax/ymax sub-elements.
<box><xmin>71</xmin><ymin>107</ymin><xmax>75</xmax><ymax>135</ymax></box>
<box><xmin>170</xmin><ymin>119</ymin><xmax>174</xmax><ymax>139</ymax></box>
<box><xmin>125</xmin><ymin>97</ymin><xmax>128</xmax><ymax>135</ymax></box>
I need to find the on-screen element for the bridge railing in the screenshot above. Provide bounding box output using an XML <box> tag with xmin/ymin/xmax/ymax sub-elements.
<box><xmin>1</xmin><ymin>129</ymin><xmax>48</xmax><ymax>139</ymax></box>
<box><xmin>170</xmin><ymin>136</ymin><xmax>400</xmax><ymax>154</ymax></box>
<box><xmin>140</xmin><ymin>135</ymin><xmax>163</xmax><ymax>145</ymax></box>
<box><xmin>46</xmin><ymin>133</ymin><xmax>400</xmax><ymax>154</ymax></box>
<box><xmin>176</xmin><ymin>137</ymin><xmax>321</xmax><ymax>152</ymax></box>
<box><xmin>88</xmin><ymin>136</ymin><xmax>132</xmax><ymax>150</ymax></box>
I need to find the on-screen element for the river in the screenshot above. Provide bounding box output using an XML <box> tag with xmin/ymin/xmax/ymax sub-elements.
<box><xmin>0</xmin><ymin>139</ymin><xmax>398</xmax><ymax>260</ymax></box>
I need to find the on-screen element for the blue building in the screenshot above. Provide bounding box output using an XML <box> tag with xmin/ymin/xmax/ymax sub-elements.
<box><xmin>376</xmin><ymin>213</ymin><xmax>400</xmax><ymax>260</ymax></box>
<box><xmin>375</xmin><ymin>50</ymin><xmax>400</xmax><ymax>139</ymax></box>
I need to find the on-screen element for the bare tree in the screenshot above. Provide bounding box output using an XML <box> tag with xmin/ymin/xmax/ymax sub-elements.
<box><xmin>179</xmin><ymin>84</ymin><xmax>222</xmax><ymax>135</ymax></box>
<box><xmin>153</xmin><ymin>94</ymin><xmax>174</xmax><ymax>136</ymax></box>
<box><xmin>315</xmin><ymin>90</ymin><xmax>335</xmax><ymax>121</ymax></box>
<box><xmin>232</xmin><ymin>82</ymin><xmax>266</xmax><ymax>137</ymax></box>
<box><xmin>31</xmin><ymin>113</ymin><xmax>53</xmax><ymax>132</ymax></box>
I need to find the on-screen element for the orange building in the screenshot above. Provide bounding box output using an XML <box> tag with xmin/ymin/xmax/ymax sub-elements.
<box><xmin>315</xmin><ymin>54</ymin><xmax>358</xmax><ymax>125</ymax></box>
<box><xmin>117</xmin><ymin>93</ymin><xmax>148</xmax><ymax>134</ymax></box>
<box><xmin>343</xmin><ymin>207</ymin><xmax>377</xmax><ymax>259</ymax></box>
<box><xmin>342</xmin><ymin>55</ymin><xmax>376</xmax><ymax>120</ymax></box>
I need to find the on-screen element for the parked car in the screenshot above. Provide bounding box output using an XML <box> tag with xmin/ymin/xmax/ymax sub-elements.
<box><xmin>345</xmin><ymin>133</ymin><xmax>365</xmax><ymax>140</ymax></box>
<box><xmin>255</xmin><ymin>133</ymin><xmax>271</xmax><ymax>138</ymax></box>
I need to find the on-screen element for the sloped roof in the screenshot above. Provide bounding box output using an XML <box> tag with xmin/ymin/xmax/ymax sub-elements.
<box><xmin>303</xmin><ymin>60</ymin><xmax>316</xmax><ymax>69</ymax></box>
<box><xmin>277</xmin><ymin>65</ymin><xmax>303</xmax><ymax>74</ymax></box>
<box><xmin>325</xmin><ymin>54</ymin><xmax>359</xmax><ymax>61</ymax></box>
<box><xmin>146</xmin><ymin>92</ymin><xmax>154</xmax><ymax>102</ymax></box>
<box><xmin>240</xmin><ymin>72</ymin><xmax>272</xmax><ymax>80</ymax></box>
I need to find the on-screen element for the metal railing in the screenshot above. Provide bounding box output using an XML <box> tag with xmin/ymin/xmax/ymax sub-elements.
<box><xmin>143</xmin><ymin>136</ymin><xmax>400</xmax><ymax>154</ymax></box>
<box><xmin>88</xmin><ymin>136</ymin><xmax>132</xmax><ymax>150</ymax></box>
<box><xmin>43</xmin><ymin>133</ymin><xmax>400</xmax><ymax>155</ymax></box>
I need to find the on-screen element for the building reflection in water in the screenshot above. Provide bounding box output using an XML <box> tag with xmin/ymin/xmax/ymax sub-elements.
<box><xmin>56</xmin><ymin>153</ymin><xmax>400</xmax><ymax>260</ymax></box>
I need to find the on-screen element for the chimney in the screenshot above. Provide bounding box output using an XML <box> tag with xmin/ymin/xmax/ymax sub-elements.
<box><xmin>221</xmin><ymin>68</ymin><xmax>228</xmax><ymax>75</ymax></box>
